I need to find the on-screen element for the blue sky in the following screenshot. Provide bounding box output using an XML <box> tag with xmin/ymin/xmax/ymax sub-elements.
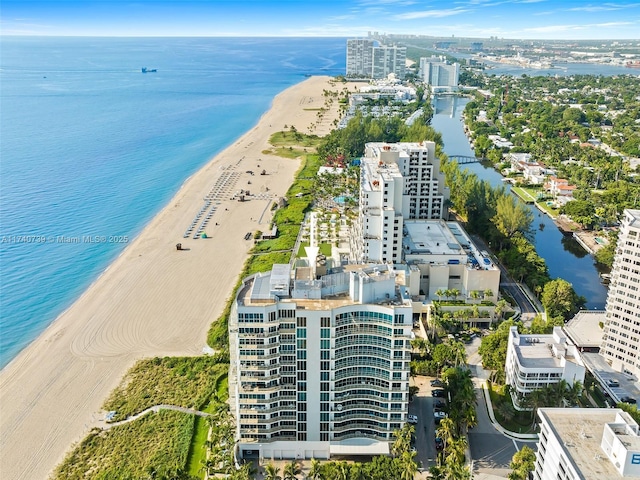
<box><xmin>2</xmin><ymin>0</ymin><xmax>639</xmax><ymax>40</ymax></box>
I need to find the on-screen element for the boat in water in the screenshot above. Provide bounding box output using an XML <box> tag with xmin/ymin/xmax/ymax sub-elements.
<box><xmin>625</xmin><ymin>61</ymin><xmax>640</xmax><ymax>69</ymax></box>
<box><xmin>141</xmin><ymin>67</ymin><xmax>157</xmax><ymax>73</ymax></box>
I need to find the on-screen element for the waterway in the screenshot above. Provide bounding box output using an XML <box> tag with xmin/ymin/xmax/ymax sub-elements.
<box><xmin>431</xmin><ymin>95</ymin><xmax>608</xmax><ymax>310</ymax></box>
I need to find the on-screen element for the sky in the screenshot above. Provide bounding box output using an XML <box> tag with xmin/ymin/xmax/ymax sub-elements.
<box><xmin>1</xmin><ymin>0</ymin><xmax>640</xmax><ymax>40</ymax></box>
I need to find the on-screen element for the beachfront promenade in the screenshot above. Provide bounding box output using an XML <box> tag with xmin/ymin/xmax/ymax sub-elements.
<box><xmin>0</xmin><ymin>76</ymin><xmax>355</xmax><ymax>480</ymax></box>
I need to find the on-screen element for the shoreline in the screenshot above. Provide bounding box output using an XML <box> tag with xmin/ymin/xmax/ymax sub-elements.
<box><xmin>0</xmin><ymin>75</ymin><xmax>351</xmax><ymax>479</ymax></box>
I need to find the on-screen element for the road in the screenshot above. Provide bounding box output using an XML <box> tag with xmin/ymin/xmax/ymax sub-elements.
<box><xmin>471</xmin><ymin>234</ymin><xmax>540</xmax><ymax>323</ymax></box>
<box><xmin>466</xmin><ymin>338</ymin><xmax>534</xmax><ymax>478</ymax></box>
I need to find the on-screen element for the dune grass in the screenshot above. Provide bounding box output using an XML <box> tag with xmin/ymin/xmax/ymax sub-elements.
<box><xmin>103</xmin><ymin>356</ymin><xmax>228</xmax><ymax>422</ymax></box>
<box><xmin>53</xmin><ymin>410</ymin><xmax>194</xmax><ymax>480</ymax></box>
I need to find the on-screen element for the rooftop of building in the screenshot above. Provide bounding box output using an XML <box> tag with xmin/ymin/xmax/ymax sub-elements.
<box><xmin>579</xmin><ymin>352</ymin><xmax>640</xmax><ymax>406</ymax></box>
<box><xmin>403</xmin><ymin>220</ymin><xmax>463</xmax><ymax>256</ymax></box>
<box><xmin>509</xmin><ymin>327</ymin><xmax>583</xmax><ymax>369</ymax></box>
<box><xmin>237</xmin><ymin>263</ymin><xmax>411</xmax><ymax>310</ymax></box>
<box><xmin>403</xmin><ymin>220</ymin><xmax>497</xmax><ymax>270</ymax></box>
<box><xmin>564</xmin><ymin>310</ymin><xmax>607</xmax><ymax>348</ymax></box>
<box><xmin>624</xmin><ymin>209</ymin><xmax>640</xmax><ymax>227</ymax></box>
<box><xmin>539</xmin><ymin>408</ymin><xmax>640</xmax><ymax>479</ymax></box>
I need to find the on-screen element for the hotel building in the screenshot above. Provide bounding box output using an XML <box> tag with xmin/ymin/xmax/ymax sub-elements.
<box><xmin>505</xmin><ymin>327</ymin><xmax>586</xmax><ymax>409</ymax></box>
<box><xmin>601</xmin><ymin>209</ymin><xmax>640</xmax><ymax>380</ymax></box>
<box><xmin>418</xmin><ymin>57</ymin><xmax>460</xmax><ymax>92</ymax></box>
<box><xmin>349</xmin><ymin>141</ymin><xmax>448</xmax><ymax>264</ymax></box>
<box><xmin>229</xmin><ymin>263</ymin><xmax>413</xmax><ymax>460</ymax></box>
<box><xmin>535</xmin><ymin>408</ymin><xmax>640</xmax><ymax>479</ymax></box>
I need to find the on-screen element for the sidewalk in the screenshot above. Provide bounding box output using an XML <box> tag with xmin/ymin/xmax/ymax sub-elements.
<box><xmin>480</xmin><ymin>382</ymin><xmax>539</xmax><ymax>442</ymax></box>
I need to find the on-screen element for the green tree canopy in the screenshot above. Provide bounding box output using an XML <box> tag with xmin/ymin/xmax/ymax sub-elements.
<box><xmin>492</xmin><ymin>194</ymin><xmax>533</xmax><ymax>239</ymax></box>
<box><xmin>541</xmin><ymin>278</ymin><xmax>585</xmax><ymax>321</ymax></box>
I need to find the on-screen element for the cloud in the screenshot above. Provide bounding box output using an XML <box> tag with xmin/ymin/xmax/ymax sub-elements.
<box><xmin>356</xmin><ymin>0</ymin><xmax>418</xmax><ymax>5</ymax></box>
<box><xmin>566</xmin><ymin>2</ymin><xmax>640</xmax><ymax>12</ymax></box>
<box><xmin>394</xmin><ymin>7</ymin><xmax>472</xmax><ymax>20</ymax></box>
<box><xmin>523</xmin><ymin>21</ymin><xmax>634</xmax><ymax>33</ymax></box>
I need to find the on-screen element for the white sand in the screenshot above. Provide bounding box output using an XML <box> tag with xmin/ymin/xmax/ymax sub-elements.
<box><xmin>0</xmin><ymin>76</ymin><xmax>358</xmax><ymax>479</ymax></box>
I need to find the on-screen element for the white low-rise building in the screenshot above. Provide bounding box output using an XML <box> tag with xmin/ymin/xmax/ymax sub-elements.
<box><xmin>401</xmin><ymin>220</ymin><xmax>500</xmax><ymax>303</ymax></box>
<box><xmin>505</xmin><ymin>326</ymin><xmax>586</xmax><ymax>409</ymax></box>
<box><xmin>535</xmin><ymin>408</ymin><xmax>640</xmax><ymax>479</ymax></box>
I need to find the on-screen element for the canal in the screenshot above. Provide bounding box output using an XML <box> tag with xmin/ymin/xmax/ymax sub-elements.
<box><xmin>431</xmin><ymin>95</ymin><xmax>608</xmax><ymax>310</ymax></box>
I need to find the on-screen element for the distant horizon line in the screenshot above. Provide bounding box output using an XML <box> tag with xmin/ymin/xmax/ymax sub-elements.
<box><xmin>2</xmin><ymin>34</ymin><xmax>639</xmax><ymax>42</ymax></box>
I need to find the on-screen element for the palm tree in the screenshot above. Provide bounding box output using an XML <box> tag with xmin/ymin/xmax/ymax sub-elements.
<box><xmin>435</xmin><ymin>288</ymin><xmax>446</xmax><ymax>302</ymax></box>
<box><xmin>549</xmin><ymin>379</ymin><xmax>569</xmax><ymax>407</ymax></box>
<box><xmin>494</xmin><ymin>299</ymin><xmax>508</xmax><ymax>322</ymax></box>
<box><xmin>307</xmin><ymin>458</ymin><xmax>323</xmax><ymax>480</ymax></box>
<box><xmin>399</xmin><ymin>450</ymin><xmax>418</xmax><ymax>480</ymax></box>
<box><xmin>436</xmin><ymin>417</ymin><xmax>456</xmax><ymax>452</ymax></box>
<box><xmin>335</xmin><ymin>461</ymin><xmax>349</xmax><ymax>480</ymax></box>
<box><xmin>498</xmin><ymin>401</ymin><xmax>516</xmax><ymax>422</ymax></box>
<box><xmin>446</xmin><ymin>437</ymin><xmax>468</xmax><ymax>465</ymax></box>
<box><xmin>470</xmin><ymin>290</ymin><xmax>481</xmax><ymax>303</ymax></box>
<box><xmin>283</xmin><ymin>460</ymin><xmax>301</xmax><ymax>480</ymax></box>
<box><xmin>451</xmin><ymin>288</ymin><xmax>461</xmax><ymax>301</ymax></box>
<box><xmin>264</xmin><ymin>463</ymin><xmax>282</xmax><ymax>480</ymax></box>
<box><xmin>565</xmin><ymin>381</ymin><xmax>583</xmax><ymax>406</ymax></box>
<box><xmin>483</xmin><ymin>289</ymin><xmax>494</xmax><ymax>301</ymax></box>
<box><xmin>524</xmin><ymin>388</ymin><xmax>547</xmax><ymax>427</ymax></box>
<box><xmin>392</xmin><ymin>423</ymin><xmax>414</xmax><ymax>456</ymax></box>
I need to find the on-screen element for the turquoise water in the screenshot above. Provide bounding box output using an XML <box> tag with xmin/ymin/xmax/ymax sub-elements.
<box><xmin>0</xmin><ymin>36</ymin><xmax>347</xmax><ymax>367</ymax></box>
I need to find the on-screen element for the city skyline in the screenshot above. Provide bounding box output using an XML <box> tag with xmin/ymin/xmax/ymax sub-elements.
<box><xmin>2</xmin><ymin>0</ymin><xmax>640</xmax><ymax>40</ymax></box>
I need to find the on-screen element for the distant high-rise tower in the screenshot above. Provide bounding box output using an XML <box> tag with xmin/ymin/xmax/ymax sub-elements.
<box><xmin>346</xmin><ymin>39</ymin><xmax>375</xmax><ymax>78</ymax></box>
<box><xmin>601</xmin><ymin>209</ymin><xmax>640</xmax><ymax>379</ymax></box>
<box><xmin>346</xmin><ymin>39</ymin><xmax>406</xmax><ymax>79</ymax></box>
<box><xmin>419</xmin><ymin>57</ymin><xmax>460</xmax><ymax>91</ymax></box>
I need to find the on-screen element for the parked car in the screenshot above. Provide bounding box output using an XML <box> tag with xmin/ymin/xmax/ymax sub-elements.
<box><xmin>621</xmin><ymin>396</ymin><xmax>637</xmax><ymax>404</ymax></box>
<box><xmin>407</xmin><ymin>414</ymin><xmax>418</xmax><ymax>424</ymax></box>
<box><xmin>434</xmin><ymin>411</ymin><xmax>447</xmax><ymax>420</ymax></box>
<box><xmin>435</xmin><ymin>437</ymin><xmax>444</xmax><ymax>450</ymax></box>
<box><xmin>434</xmin><ymin>400</ymin><xmax>446</xmax><ymax>409</ymax></box>
<box><xmin>607</xmin><ymin>379</ymin><xmax>620</xmax><ymax>387</ymax></box>
<box><xmin>432</xmin><ymin>389</ymin><xmax>446</xmax><ymax>398</ymax></box>
<box><xmin>430</xmin><ymin>379</ymin><xmax>444</xmax><ymax>387</ymax></box>
<box><xmin>434</xmin><ymin>405</ymin><xmax>446</xmax><ymax>413</ymax></box>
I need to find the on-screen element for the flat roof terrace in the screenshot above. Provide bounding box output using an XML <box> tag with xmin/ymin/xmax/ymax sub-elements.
<box><xmin>403</xmin><ymin>220</ymin><xmax>462</xmax><ymax>256</ymax></box>
<box><xmin>540</xmin><ymin>408</ymin><xmax>640</xmax><ymax>479</ymax></box>
<box><xmin>513</xmin><ymin>334</ymin><xmax>565</xmax><ymax>370</ymax></box>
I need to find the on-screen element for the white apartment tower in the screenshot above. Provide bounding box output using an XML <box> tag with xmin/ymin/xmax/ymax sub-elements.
<box><xmin>346</xmin><ymin>39</ymin><xmax>406</xmax><ymax>79</ymax></box>
<box><xmin>229</xmin><ymin>263</ymin><xmax>413</xmax><ymax>461</ymax></box>
<box><xmin>601</xmin><ymin>209</ymin><xmax>640</xmax><ymax>379</ymax></box>
<box><xmin>419</xmin><ymin>57</ymin><xmax>460</xmax><ymax>91</ymax></box>
<box><xmin>346</xmin><ymin>39</ymin><xmax>375</xmax><ymax>78</ymax></box>
<box><xmin>372</xmin><ymin>44</ymin><xmax>406</xmax><ymax>80</ymax></box>
<box><xmin>349</xmin><ymin>141</ymin><xmax>449</xmax><ymax>264</ymax></box>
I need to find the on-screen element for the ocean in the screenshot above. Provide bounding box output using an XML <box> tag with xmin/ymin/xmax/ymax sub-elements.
<box><xmin>2</xmin><ymin>37</ymin><xmax>634</xmax><ymax>368</ymax></box>
<box><xmin>0</xmin><ymin>36</ymin><xmax>347</xmax><ymax>367</ymax></box>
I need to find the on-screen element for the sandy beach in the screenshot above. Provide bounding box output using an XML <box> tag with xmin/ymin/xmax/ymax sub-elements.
<box><xmin>0</xmin><ymin>75</ymin><xmax>353</xmax><ymax>479</ymax></box>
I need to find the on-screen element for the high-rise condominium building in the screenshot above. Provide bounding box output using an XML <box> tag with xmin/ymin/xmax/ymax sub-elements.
<box><xmin>601</xmin><ymin>209</ymin><xmax>640</xmax><ymax>380</ymax></box>
<box><xmin>346</xmin><ymin>39</ymin><xmax>406</xmax><ymax>79</ymax></box>
<box><xmin>419</xmin><ymin>57</ymin><xmax>460</xmax><ymax>91</ymax></box>
<box><xmin>229</xmin><ymin>263</ymin><xmax>413</xmax><ymax>461</ymax></box>
<box><xmin>534</xmin><ymin>408</ymin><xmax>640</xmax><ymax>479</ymax></box>
<box><xmin>349</xmin><ymin>141</ymin><xmax>448</xmax><ymax>264</ymax></box>
<box><xmin>346</xmin><ymin>39</ymin><xmax>374</xmax><ymax>78</ymax></box>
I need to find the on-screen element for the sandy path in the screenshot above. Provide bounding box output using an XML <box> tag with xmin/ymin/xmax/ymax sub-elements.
<box><xmin>0</xmin><ymin>76</ymin><xmax>355</xmax><ymax>480</ymax></box>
